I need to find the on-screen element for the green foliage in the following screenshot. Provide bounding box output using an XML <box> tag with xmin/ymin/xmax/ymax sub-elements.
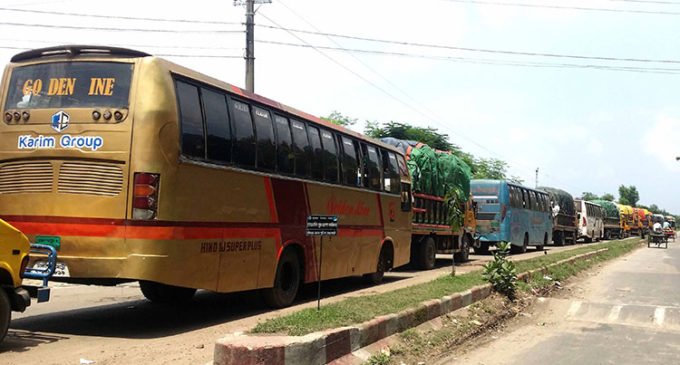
<box><xmin>321</xmin><ymin>111</ymin><xmax>357</xmax><ymax>127</ymax></box>
<box><xmin>365</xmin><ymin>121</ymin><xmax>455</xmax><ymax>151</ymax></box>
<box><xmin>482</xmin><ymin>242</ymin><xmax>518</xmax><ymax>300</ymax></box>
<box><xmin>445</xmin><ymin>187</ymin><xmax>466</xmax><ymax>231</ymax></box>
<box><xmin>601</xmin><ymin>193</ymin><xmax>615</xmax><ymax>201</ymax></box>
<box><xmin>618</xmin><ymin>185</ymin><xmax>640</xmax><ymax>207</ymax></box>
<box><xmin>472</xmin><ymin>157</ymin><xmax>524</xmax><ymax>184</ymax></box>
<box><xmin>581</xmin><ymin>192</ymin><xmax>599</xmax><ymax>201</ymax></box>
<box><xmin>363</xmin><ymin>352</ymin><xmax>390</xmax><ymax>365</ymax></box>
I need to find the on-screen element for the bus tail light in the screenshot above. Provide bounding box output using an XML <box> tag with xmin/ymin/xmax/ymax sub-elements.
<box><xmin>133</xmin><ymin>173</ymin><xmax>159</xmax><ymax>220</ymax></box>
<box><xmin>20</xmin><ymin>254</ymin><xmax>29</xmax><ymax>279</ymax></box>
<box><xmin>582</xmin><ymin>217</ymin><xmax>587</xmax><ymax>227</ymax></box>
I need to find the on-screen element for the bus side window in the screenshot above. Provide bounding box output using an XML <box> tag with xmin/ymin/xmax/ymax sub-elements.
<box><xmin>386</xmin><ymin>152</ymin><xmax>400</xmax><ymax>194</ymax></box>
<box><xmin>274</xmin><ymin>116</ymin><xmax>293</xmax><ymax>174</ymax></box>
<box><xmin>291</xmin><ymin>119</ymin><xmax>310</xmax><ymax>177</ymax></box>
<box><xmin>521</xmin><ymin>188</ymin><xmax>527</xmax><ymax>209</ymax></box>
<box><xmin>340</xmin><ymin>136</ymin><xmax>359</xmax><ymax>186</ymax></box>
<box><xmin>175</xmin><ymin>80</ymin><xmax>205</xmax><ymax>159</ymax></box>
<box><xmin>401</xmin><ymin>182</ymin><xmax>412</xmax><ymax>212</ymax></box>
<box><xmin>252</xmin><ymin>106</ymin><xmax>276</xmax><ymax>171</ymax></box>
<box><xmin>365</xmin><ymin>145</ymin><xmax>382</xmax><ymax>190</ymax></box>
<box><xmin>229</xmin><ymin>99</ymin><xmax>256</xmax><ymax>167</ymax></box>
<box><xmin>307</xmin><ymin>126</ymin><xmax>324</xmax><ymax>180</ymax></box>
<box><xmin>320</xmin><ymin>130</ymin><xmax>338</xmax><ymax>183</ymax></box>
<box><xmin>201</xmin><ymin>88</ymin><xmax>231</xmax><ymax>163</ymax></box>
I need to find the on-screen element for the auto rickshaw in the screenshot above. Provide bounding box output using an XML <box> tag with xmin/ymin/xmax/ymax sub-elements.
<box><xmin>0</xmin><ymin>219</ymin><xmax>56</xmax><ymax>343</ymax></box>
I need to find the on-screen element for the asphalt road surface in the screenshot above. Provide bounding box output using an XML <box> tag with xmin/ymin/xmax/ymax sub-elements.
<box><xmin>449</xmin><ymin>238</ymin><xmax>680</xmax><ymax>365</ymax></box>
<box><xmin>0</xmin><ymin>243</ymin><xmax>592</xmax><ymax>365</ymax></box>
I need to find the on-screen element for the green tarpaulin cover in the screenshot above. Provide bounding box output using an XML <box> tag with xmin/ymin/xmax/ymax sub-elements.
<box><xmin>538</xmin><ymin>186</ymin><xmax>575</xmax><ymax>216</ymax></box>
<box><xmin>591</xmin><ymin>199</ymin><xmax>620</xmax><ymax>219</ymax></box>
<box><xmin>381</xmin><ymin>138</ymin><xmax>471</xmax><ymax>198</ymax></box>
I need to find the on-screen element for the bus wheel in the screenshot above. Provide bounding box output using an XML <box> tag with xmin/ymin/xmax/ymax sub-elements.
<box><xmin>454</xmin><ymin>235</ymin><xmax>471</xmax><ymax>263</ymax></box>
<box><xmin>0</xmin><ymin>289</ymin><xmax>10</xmax><ymax>344</ymax></box>
<box><xmin>511</xmin><ymin>234</ymin><xmax>528</xmax><ymax>254</ymax></box>
<box><xmin>263</xmin><ymin>249</ymin><xmax>301</xmax><ymax>308</ymax></box>
<box><xmin>473</xmin><ymin>242</ymin><xmax>490</xmax><ymax>255</ymax></box>
<box><xmin>554</xmin><ymin>231</ymin><xmax>565</xmax><ymax>246</ymax></box>
<box><xmin>365</xmin><ymin>246</ymin><xmax>391</xmax><ymax>285</ymax></box>
<box><xmin>535</xmin><ymin>233</ymin><xmax>547</xmax><ymax>251</ymax></box>
<box><xmin>418</xmin><ymin>237</ymin><xmax>436</xmax><ymax>270</ymax></box>
<box><xmin>139</xmin><ymin>281</ymin><xmax>197</xmax><ymax>304</ymax></box>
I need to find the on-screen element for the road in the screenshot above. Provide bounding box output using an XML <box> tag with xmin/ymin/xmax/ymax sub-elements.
<box><xmin>0</xmin><ymin>243</ymin><xmax>590</xmax><ymax>365</ymax></box>
<box><xmin>448</xmin><ymin>239</ymin><xmax>680</xmax><ymax>365</ymax></box>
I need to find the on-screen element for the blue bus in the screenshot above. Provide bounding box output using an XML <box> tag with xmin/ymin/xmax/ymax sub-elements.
<box><xmin>471</xmin><ymin>180</ymin><xmax>553</xmax><ymax>254</ymax></box>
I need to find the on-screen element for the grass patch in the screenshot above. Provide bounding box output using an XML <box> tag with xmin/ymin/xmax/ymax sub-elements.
<box><xmin>253</xmin><ymin>237</ymin><xmax>640</xmax><ymax>336</ymax></box>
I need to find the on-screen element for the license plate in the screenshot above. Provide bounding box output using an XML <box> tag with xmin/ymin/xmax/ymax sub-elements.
<box><xmin>36</xmin><ymin>235</ymin><xmax>61</xmax><ymax>251</ymax></box>
<box><xmin>31</xmin><ymin>260</ymin><xmax>70</xmax><ymax>277</ymax></box>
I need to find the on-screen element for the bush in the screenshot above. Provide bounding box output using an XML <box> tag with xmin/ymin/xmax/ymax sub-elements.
<box><xmin>482</xmin><ymin>241</ymin><xmax>518</xmax><ymax>300</ymax></box>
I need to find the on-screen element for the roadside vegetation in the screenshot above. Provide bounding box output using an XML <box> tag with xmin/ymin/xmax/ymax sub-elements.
<box><xmin>252</xmin><ymin>237</ymin><xmax>640</xmax><ymax>336</ymax></box>
<box><xmin>364</xmin><ymin>236</ymin><xmax>643</xmax><ymax>364</ymax></box>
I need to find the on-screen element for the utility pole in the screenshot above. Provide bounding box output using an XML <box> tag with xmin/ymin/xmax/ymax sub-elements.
<box><xmin>245</xmin><ymin>0</ymin><xmax>255</xmax><ymax>92</ymax></box>
<box><xmin>535</xmin><ymin>167</ymin><xmax>539</xmax><ymax>188</ymax></box>
<box><xmin>234</xmin><ymin>0</ymin><xmax>271</xmax><ymax>92</ymax></box>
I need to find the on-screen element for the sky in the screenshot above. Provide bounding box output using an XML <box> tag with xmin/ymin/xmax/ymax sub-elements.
<box><xmin>1</xmin><ymin>0</ymin><xmax>679</xmax><ymax>212</ymax></box>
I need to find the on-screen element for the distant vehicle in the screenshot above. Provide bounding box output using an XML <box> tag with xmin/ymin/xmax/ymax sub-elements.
<box><xmin>634</xmin><ymin>208</ymin><xmax>648</xmax><ymax>238</ymax></box>
<box><xmin>617</xmin><ymin>204</ymin><xmax>642</xmax><ymax>237</ymax></box>
<box><xmin>0</xmin><ymin>45</ymin><xmax>413</xmax><ymax>308</ymax></box>
<box><xmin>471</xmin><ymin>180</ymin><xmax>552</xmax><ymax>254</ymax></box>
<box><xmin>590</xmin><ymin>200</ymin><xmax>622</xmax><ymax>240</ymax></box>
<box><xmin>665</xmin><ymin>215</ymin><xmax>676</xmax><ymax>230</ymax></box>
<box><xmin>382</xmin><ymin>138</ymin><xmax>475</xmax><ymax>268</ymax></box>
<box><xmin>0</xmin><ymin>219</ymin><xmax>55</xmax><ymax>343</ymax></box>
<box><xmin>574</xmin><ymin>199</ymin><xmax>604</xmax><ymax>242</ymax></box>
<box><xmin>538</xmin><ymin>187</ymin><xmax>577</xmax><ymax>245</ymax></box>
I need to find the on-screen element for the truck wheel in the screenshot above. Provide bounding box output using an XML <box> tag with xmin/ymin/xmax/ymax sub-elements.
<box><xmin>0</xmin><ymin>289</ymin><xmax>10</xmax><ymax>344</ymax></box>
<box><xmin>263</xmin><ymin>249</ymin><xmax>301</xmax><ymax>308</ymax></box>
<box><xmin>535</xmin><ymin>233</ymin><xmax>547</xmax><ymax>251</ymax></box>
<box><xmin>605</xmin><ymin>230</ymin><xmax>611</xmax><ymax>240</ymax></box>
<box><xmin>554</xmin><ymin>231</ymin><xmax>565</xmax><ymax>246</ymax></box>
<box><xmin>418</xmin><ymin>237</ymin><xmax>436</xmax><ymax>270</ymax></box>
<box><xmin>511</xmin><ymin>234</ymin><xmax>528</xmax><ymax>254</ymax></box>
<box><xmin>454</xmin><ymin>235</ymin><xmax>471</xmax><ymax>263</ymax></box>
<box><xmin>473</xmin><ymin>241</ymin><xmax>490</xmax><ymax>255</ymax></box>
<box><xmin>139</xmin><ymin>281</ymin><xmax>197</xmax><ymax>304</ymax></box>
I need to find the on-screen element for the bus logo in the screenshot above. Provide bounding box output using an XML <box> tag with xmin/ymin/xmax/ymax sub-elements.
<box><xmin>51</xmin><ymin>111</ymin><xmax>70</xmax><ymax>132</ymax></box>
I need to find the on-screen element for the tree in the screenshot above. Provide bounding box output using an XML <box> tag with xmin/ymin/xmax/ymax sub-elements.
<box><xmin>321</xmin><ymin>111</ymin><xmax>357</xmax><ymax>128</ymax></box>
<box><xmin>601</xmin><ymin>193</ymin><xmax>615</xmax><ymax>201</ymax></box>
<box><xmin>364</xmin><ymin>121</ymin><xmax>455</xmax><ymax>151</ymax></box>
<box><xmin>618</xmin><ymin>185</ymin><xmax>640</xmax><ymax>207</ymax></box>
<box><xmin>472</xmin><ymin>157</ymin><xmax>524</xmax><ymax>184</ymax></box>
<box><xmin>581</xmin><ymin>192</ymin><xmax>599</xmax><ymax>201</ymax></box>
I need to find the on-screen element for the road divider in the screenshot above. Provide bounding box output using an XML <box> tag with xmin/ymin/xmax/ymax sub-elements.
<box><xmin>213</xmin><ymin>237</ymin><xmax>642</xmax><ymax>365</ymax></box>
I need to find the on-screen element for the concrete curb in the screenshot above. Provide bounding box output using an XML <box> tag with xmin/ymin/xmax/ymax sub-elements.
<box><xmin>213</xmin><ymin>243</ymin><xmax>630</xmax><ymax>365</ymax></box>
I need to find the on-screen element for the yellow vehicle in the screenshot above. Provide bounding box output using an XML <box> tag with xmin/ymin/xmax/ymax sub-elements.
<box><xmin>617</xmin><ymin>204</ymin><xmax>634</xmax><ymax>237</ymax></box>
<box><xmin>0</xmin><ymin>45</ymin><xmax>413</xmax><ymax>308</ymax></box>
<box><xmin>0</xmin><ymin>219</ymin><xmax>55</xmax><ymax>343</ymax></box>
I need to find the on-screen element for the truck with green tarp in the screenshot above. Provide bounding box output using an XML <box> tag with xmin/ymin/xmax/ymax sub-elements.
<box><xmin>538</xmin><ymin>186</ymin><xmax>577</xmax><ymax>245</ymax></box>
<box><xmin>591</xmin><ymin>199</ymin><xmax>622</xmax><ymax>239</ymax></box>
<box><xmin>381</xmin><ymin>138</ymin><xmax>475</xmax><ymax>270</ymax></box>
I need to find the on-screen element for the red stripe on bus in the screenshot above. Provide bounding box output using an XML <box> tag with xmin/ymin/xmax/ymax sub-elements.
<box><xmin>263</xmin><ymin>177</ymin><xmax>279</xmax><ymax>223</ymax></box>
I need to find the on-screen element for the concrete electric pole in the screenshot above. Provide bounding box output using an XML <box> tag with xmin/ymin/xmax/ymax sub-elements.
<box><xmin>234</xmin><ymin>0</ymin><xmax>271</xmax><ymax>93</ymax></box>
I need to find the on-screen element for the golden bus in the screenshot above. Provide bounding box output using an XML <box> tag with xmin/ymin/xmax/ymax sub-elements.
<box><xmin>0</xmin><ymin>45</ymin><xmax>413</xmax><ymax>307</ymax></box>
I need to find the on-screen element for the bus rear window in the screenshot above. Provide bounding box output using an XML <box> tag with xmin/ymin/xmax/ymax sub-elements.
<box><xmin>5</xmin><ymin>62</ymin><xmax>133</xmax><ymax>109</ymax></box>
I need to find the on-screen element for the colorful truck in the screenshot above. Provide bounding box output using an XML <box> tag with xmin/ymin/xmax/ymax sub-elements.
<box><xmin>538</xmin><ymin>187</ymin><xmax>578</xmax><ymax>245</ymax></box>
<box><xmin>382</xmin><ymin>138</ymin><xmax>474</xmax><ymax>269</ymax></box>
<box><xmin>617</xmin><ymin>204</ymin><xmax>634</xmax><ymax>237</ymax></box>
<box><xmin>591</xmin><ymin>200</ymin><xmax>622</xmax><ymax>239</ymax></box>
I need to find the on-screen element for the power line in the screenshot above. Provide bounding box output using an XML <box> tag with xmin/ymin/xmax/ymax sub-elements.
<box><xmin>608</xmin><ymin>0</ymin><xmax>680</xmax><ymax>5</ymax></box>
<box><xmin>0</xmin><ymin>46</ymin><xmax>241</xmax><ymax>59</ymax></box>
<box><xmin>256</xmin><ymin>24</ymin><xmax>680</xmax><ymax>65</ymax></box>
<box><xmin>441</xmin><ymin>0</ymin><xmax>680</xmax><ymax>16</ymax></box>
<box><xmin>0</xmin><ymin>37</ymin><xmax>244</xmax><ymax>51</ymax></box>
<box><xmin>257</xmin><ymin>39</ymin><xmax>680</xmax><ymax>74</ymax></box>
<box><xmin>0</xmin><ymin>6</ymin><xmax>241</xmax><ymax>25</ymax></box>
<box><xmin>0</xmin><ymin>21</ymin><xmax>243</xmax><ymax>33</ymax></box>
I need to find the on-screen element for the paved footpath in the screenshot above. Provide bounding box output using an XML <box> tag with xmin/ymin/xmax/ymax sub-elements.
<box><xmin>443</xmin><ymin>239</ymin><xmax>680</xmax><ymax>365</ymax></box>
